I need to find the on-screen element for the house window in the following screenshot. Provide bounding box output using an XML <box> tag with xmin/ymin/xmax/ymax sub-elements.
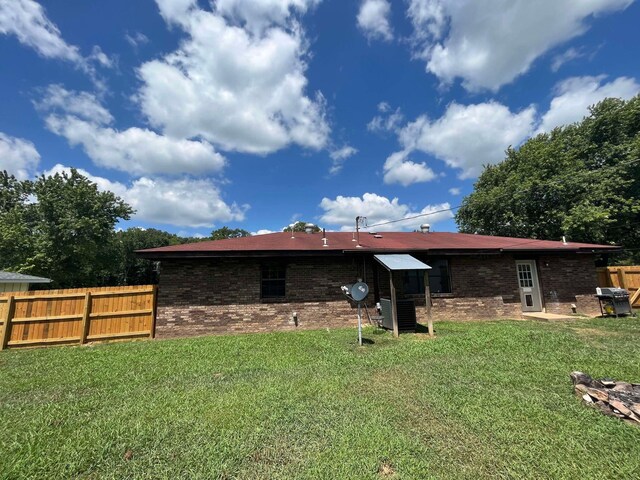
<box><xmin>403</xmin><ymin>259</ymin><xmax>452</xmax><ymax>294</ymax></box>
<box><xmin>261</xmin><ymin>264</ymin><xmax>286</xmax><ymax>298</ymax></box>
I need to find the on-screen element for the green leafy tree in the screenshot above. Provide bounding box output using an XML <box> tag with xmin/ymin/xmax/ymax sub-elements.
<box><xmin>456</xmin><ymin>96</ymin><xmax>640</xmax><ymax>263</ymax></box>
<box><xmin>282</xmin><ymin>221</ymin><xmax>321</xmax><ymax>233</ymax></box>
<box><xmin>0</xmin><ymin>172</ymin><xmax>36</xmax><ymax>271</ymax></box>
<box><xmin>210</xmin><ymin>226</ymin><xmax>251</xmax><ymax>240</ymax></box>
<box><xmin>116</xmin><ymin>228</ymin><xmax>184</xmax><ymax>285</ymax></box>
<box><xmin>0</xmin><ymin>169</ymin><xmax>133</xmax><ymax>287</ymax></box>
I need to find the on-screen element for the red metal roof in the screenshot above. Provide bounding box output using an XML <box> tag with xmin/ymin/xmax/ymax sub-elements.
<box><xmin>137</xmin><ymin>232</ymin><xmax>619</xmax><ymax>257</ymax></box>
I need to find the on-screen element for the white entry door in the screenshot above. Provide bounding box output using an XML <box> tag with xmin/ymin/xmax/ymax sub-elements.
<box><xmin>515</xmin><ymin>260</ymin><xmax>542</xmax><ymax>312</ymax></box>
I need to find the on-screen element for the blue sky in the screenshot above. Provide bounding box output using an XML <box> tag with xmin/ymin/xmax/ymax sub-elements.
<box><xmin>1</xmin><ymin>0</ymin><xmax>639</xmax><ymax>237</ymax></box>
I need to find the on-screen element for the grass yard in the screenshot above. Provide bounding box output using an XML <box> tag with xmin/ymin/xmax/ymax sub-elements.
<box><xmin>1</xmin><ymin>318</ymin><xmax>640</xmax><ymax>479</ymax></box>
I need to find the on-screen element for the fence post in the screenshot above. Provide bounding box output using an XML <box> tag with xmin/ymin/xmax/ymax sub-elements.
<box><xmin>80</xmin><ymin>292</ymin><xmax>92</xmax><ymax>345</ymax></box>
<box><xmin>150</xmin><ymin>285</ymin><xmax>158</xmax><ymax>339</ymax></box>
<box><xmin>617</xmin><ymin>268</ymin><xmax>627</xmax><ymax>290</ymax></box>
<box><xmin>1</xmin><ymin>296</ymin><xmax>15</xmax><ymax>350</ymax></box>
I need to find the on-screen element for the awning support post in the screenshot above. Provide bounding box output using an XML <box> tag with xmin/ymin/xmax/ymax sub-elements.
<box><xmin>390</xmin><ymin>272</ymin><xmax>399</xmax><ymax>338</ymax></box>
<box><xmin>424</xmin><ymin>270</ymin><xmax>434</xmax><ymax>338</ymax></box>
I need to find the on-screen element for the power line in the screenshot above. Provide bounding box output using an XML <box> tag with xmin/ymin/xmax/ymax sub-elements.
<box><xmin>367</xmin><ymin>204</ymin><xmax>463</xmax><ymax>229</ymax></box>
<box><xmin>364</xmin><ymin>157</ymin><xmax>640</xmax><ymax>230</ymax></box>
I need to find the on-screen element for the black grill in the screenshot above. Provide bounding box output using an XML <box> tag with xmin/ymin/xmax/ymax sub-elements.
<box><xmin>595</xmin><ymin>288</ymin><xmax>633</xmax><ymax>317</ymax></box>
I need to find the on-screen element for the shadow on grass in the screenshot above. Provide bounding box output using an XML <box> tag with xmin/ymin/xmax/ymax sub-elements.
<box><xmin>415</xmin><ymin>323</ymin><xmax>435</xmax><ymax>335</ymax></box>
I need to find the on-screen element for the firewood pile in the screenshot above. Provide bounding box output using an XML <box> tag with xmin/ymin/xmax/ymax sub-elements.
<box><xmin>570</xmin><ymin>371</ymin><xmax>640</xmax><ymax>425</ymax></box>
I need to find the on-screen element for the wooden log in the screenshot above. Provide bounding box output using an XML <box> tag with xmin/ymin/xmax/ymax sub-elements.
<box><xmin>570</xmin><ymin>371</ymin><xmax>593</xmax><ymax>386</ymax></box>
<box><xmin>609</xmin><ymin>399</ymin><xmax>636</xmax><ymax>420</ymax></box>
<box><xmin>586</xmin><ymin>387</ymin><xmax>608</xmax><ymax>403</ymax></box>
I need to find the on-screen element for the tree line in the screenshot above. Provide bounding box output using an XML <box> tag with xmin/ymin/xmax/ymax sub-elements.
<box><xmin>0</xmin><ymin>169</ymin><xmax>255</xmax><ymax>287</ymax></box>
<box><xmin>456</xmin><ymin>95</ymin><xmax>640</xmax><ymax>264</ymax></box>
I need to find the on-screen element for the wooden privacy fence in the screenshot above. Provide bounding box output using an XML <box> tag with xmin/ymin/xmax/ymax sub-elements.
<box><xmin>596</xmin><ymin>266</ymin><xmax>640</xmax><ymax>307</ymax></box>
<box><xmin>0</xmin><ymin>285</ymin><xmax>157</xmax><ymax>350</ymax></box>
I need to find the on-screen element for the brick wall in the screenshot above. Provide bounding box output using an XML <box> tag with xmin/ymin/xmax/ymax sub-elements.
<box><xmin>156</xmin><ymin>256</ymin><xmax>374</xmax><ymax>337</ymax></box>
<box><xmin>156</xmin><ymin>252</ymin><xmax>600</xmax><ymax>337</ymax></box>
<box><xmin>538</xmin><ymin>254</ymin><xmax>601</xmax><ymax>316</ymax></box>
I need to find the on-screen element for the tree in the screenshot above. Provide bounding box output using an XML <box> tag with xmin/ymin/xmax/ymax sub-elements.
<box><xmin>0</xmin><ymin>169</ymin><xmax>133</xmax><ymax>287</ymax></box>
<box><xmin>210</xmin><ymin>226</ymin><xmax>251</xmax><ymax>240</ymax></box>
<box><xmin>282</xmin><ymin>221</ymin><xmax>321</xmax><ymax>233</ymax></box>
<box><xmin>456</xmin><ymin>95</ymin><xmax>640</xmax><ymax>263</ymax></box>
<box><xmin>116</xmin><ymin>228</ymin><xmax>183</xmax><ymax>285</ymax></box>
<box><xmin>0</xmin><ymin>172</ymin><xmax>35</xmax><ymax>271</ymax></box>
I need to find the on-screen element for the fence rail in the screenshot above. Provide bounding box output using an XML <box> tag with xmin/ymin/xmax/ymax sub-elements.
<box><xmin>0</xmin><ymin>285</ymin><xmax>157</xmax><ymax>350</ymax></box>
<box><xmin>596</xmin><ymin>266</ymin><xmax>640</xmax><ymax>307</ymax></box>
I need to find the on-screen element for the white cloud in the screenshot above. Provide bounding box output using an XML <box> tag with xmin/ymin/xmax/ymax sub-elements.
<box><xmin>253</xmin><ymin>229</ymin><xmax>276</xmax><ymax>235</ymax></box>
<box><xmin>448</xmin><ymin>187</ymin><xmax>461</xmax><ymax>195</ymax></box>
<box><xmin>319</xmin><ymin>193</ymin><xmax>453</xmax><ymax>231</ymax></box>
<box><xmin>137</xmin><ymin>0</ymin><xmax>329</xmax><ymax>155</ymax></box>
<box><xmin>125</xmin><ymin>31</ymin><xmax>149</xmax><ymax>49</ymax></box>
<box><xmin>88</xmin><ymin>46</ymin><xmax>115</xmax><ymax>69</ymax></box>
<box><xmin>329</xmin><ymin>145</ymin><xmax>357</xmax><ymax>174</ymax></box>
<box><xmin>0</xmin><ymin>0</ymin><xmax>82</xmax><ymax>62</ymax></box>
<box><xmin>407</xmin><ymin>0</ymin><xmax>633</xmax><ymax>91</ymax></box>
<box><xmin>377</xmin><ymin>101</ymin><xmax>391</xmax><ymax>113</ymax></box>
<box><xmin>368</xmin><ymin>106</ymin><xmax>404</xmax><ymax>133</ymax></box>
<box><xmin>357</xmin><ymin>0</ymin><xmax>393</xmax><ymax>41</ymax></box>
<box><xmin>550</xmin><ymin>47</ymin><xmax>585</xmax><ymax>72</ymax></box>
<box><xmin>537</xmin><ymin>75</ymin><xmax>640</xmax><ymax>133</ymax></box>
<box><xmin>381</xmin><ymin>76</ymin><xmax>639</xmax><ymax>182</ymax></box>
<box><xmin>382</xmin><ymin>150</ymin><xmax>436</xmax><ymax>186</ymax></box>
<box><xmin>37</xmin><ymin>85</ymin><xmax>114</xmax><ymax>124</ymax></box>
<box><xmin>215</xmin><ymin>0</ymin><xmax>320</xmax><ymax>34</ymax></box>
<box><xmin>44</xmin><ymin>164</ymin><xmax>246</xmax><ymax>228</ymax></box>
<box><xmin>0</xmin><ymin>132</ymin><xmax>40</xmax><ymax>179</ymax></box>
<box><xmin>388</xmin><ymin>101</ymin><xmax>536</xmax><ymax>181</ymax></box>
<box><xmin>39</xmin><ymin>86</ymin><xmax>225</xmax><ymax>176</ymax></box>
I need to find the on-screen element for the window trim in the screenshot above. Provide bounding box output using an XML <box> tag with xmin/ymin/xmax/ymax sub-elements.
<box><xmin>260</xmin><ymin>263</ymin><xmax>286</xmax><ymax>299</ymax></box>
<box><xmin>402</xmin><ymin>258</ymin><xmax>452</xmax><ymax>295</ymax></box>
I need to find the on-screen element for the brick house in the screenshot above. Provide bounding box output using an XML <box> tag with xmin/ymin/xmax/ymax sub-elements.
<box><xmin>137</xmin><ymin>231</ymin><xmax>618</xmax><ymax>337</ymax></box>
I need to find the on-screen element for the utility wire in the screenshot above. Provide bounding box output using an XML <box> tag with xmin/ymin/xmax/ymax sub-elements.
<box><xmin>364</xmin><ymin>157</ymin><xmax>640</xmax><ymax>229</ymax></box>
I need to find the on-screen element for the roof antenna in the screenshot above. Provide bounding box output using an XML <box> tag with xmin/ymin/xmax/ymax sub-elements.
<box><xmin>355</xmin><ymin>216</ymin><xmax>366</xmax><ymax>248</ymax></box>
<box><xmin>322</xmin><ymin>228</ymin><xmax>328</xmax><ymax>247</ymax></box>
<box><xmin>290</xmin><ymin>223</ymin><xmax>295</xmax><ymax>239</ymax></box>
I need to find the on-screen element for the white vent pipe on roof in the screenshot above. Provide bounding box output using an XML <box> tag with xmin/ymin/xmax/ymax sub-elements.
<box><xmin>420</xmin><ymin>223</ymin><xmax>431</xmax><ymax>233</ymax></box>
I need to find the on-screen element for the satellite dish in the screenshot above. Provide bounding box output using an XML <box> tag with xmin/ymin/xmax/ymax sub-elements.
<box><xmin>340</xmin><ymin>281</ymin><xmax>370</xmax><ymax>347</ymax></box>
<box><xmin>350</xmin><ymin>282</ymin><xmax>369</xmax><ymax>302</ymax></box>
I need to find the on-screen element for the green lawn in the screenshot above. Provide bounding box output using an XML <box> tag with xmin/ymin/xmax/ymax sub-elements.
<box><xmin>1</xmin><ymin>319</ymin><xmax>640</xmax><ymax>479</ymax></box>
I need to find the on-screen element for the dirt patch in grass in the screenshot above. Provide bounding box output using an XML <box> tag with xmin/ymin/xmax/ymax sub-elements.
<box><xmin>378</xmin><ymin>461</ymin><xmax>396</xmax><ymax>477</ymax></box>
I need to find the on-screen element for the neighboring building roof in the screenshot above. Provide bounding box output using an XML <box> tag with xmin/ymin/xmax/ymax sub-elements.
<box><xmin>0</xmin><ymin>271</ymin><xmax>52</xmax><ymax>284</ymax></box>
<box><xmin>136</xmin><ymin>231</ymin><xmax>620</xmax><ymax>259</ymax></box>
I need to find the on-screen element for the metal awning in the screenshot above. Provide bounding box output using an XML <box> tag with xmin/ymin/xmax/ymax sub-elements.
<box><xmin>374</xmin><ymin>254</ymin><xmax>431</xmax><ymax>271</ymax></box>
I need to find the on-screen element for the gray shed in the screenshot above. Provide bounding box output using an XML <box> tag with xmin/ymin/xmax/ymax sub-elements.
<box><xmin>0</xmin><ymin>271</ymin><xmax>52</xmax><ymax>293</ymax></box>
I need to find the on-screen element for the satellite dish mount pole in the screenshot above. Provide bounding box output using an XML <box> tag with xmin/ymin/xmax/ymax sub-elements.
<box><xmin>357</xmin><ymin>301</ymin><xmax>362</xmax><ymax>346</ymax></box>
